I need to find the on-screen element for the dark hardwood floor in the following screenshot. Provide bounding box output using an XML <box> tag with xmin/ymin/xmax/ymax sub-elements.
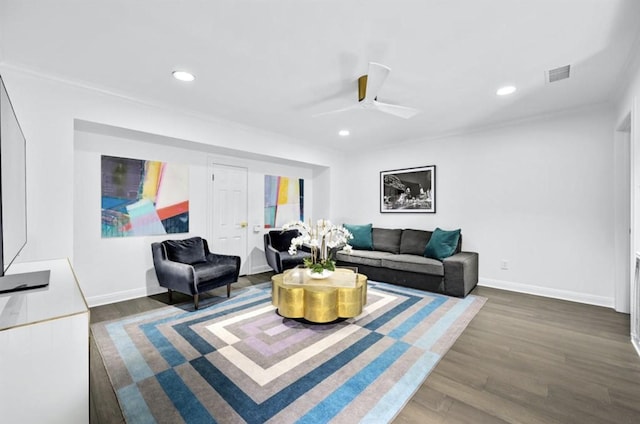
<box><xmin>90</xmin><ymin>275</ymin><xmax>640</xmax><ymax>423</ymax></box>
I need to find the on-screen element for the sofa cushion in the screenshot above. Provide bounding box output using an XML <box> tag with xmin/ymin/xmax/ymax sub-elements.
<box><xmin>279</xmin><ymin>250</ymin><xmax>312</xmax><ymax>270</ymax></box>
<box><xmin>424</xmin><ymin>228</ymin><xmax>461</xmax><ymax>260</ymax></box>
<box><xmin>335</xmin><ymin>249</ymin><xmax>393</xmax><ymax>267</ymax></box>
<box><xmin>164</xmin><ymin>237</ymin><xmax>207</xmax><ymax>264</ymax></box>
<box><xmin>344</xmin><ymin>223</ymin><xmax>373</xmax><ymax>250</ymax></box>
<box><xmin>400</xmin><ymin>229</ymin><xmax>432</xmax><ymax>256</ymax></box>
<box><xmin>192</xmin><ymin>261</ymin><xmax>238</xmax><ymax>282</ymax></box>
<box><xmin>381</xmin><ymin>254</ymin><xmax>444</xmax><ymax>276</ymax></box>
<box><xmin>372</xmin><ymin>228</ymin><xmax>402</xmax><ymax>253</ymax></box>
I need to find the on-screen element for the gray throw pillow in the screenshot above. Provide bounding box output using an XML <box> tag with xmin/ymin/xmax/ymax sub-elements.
<box><xmin>400</xmin><ymin>229</ymin><xmax>432</xmax><ymax>256</ymax></box>
<box><xmin>372</xmin><ymin>228</ymin><xmax>402</xmax><ymax>253</ymax></box>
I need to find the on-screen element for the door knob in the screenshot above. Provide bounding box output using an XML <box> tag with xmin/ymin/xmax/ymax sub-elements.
<box><xmin>240</xmin><ymin>221</ymin><xmax>248</xmax><ymax>228</ymax></box>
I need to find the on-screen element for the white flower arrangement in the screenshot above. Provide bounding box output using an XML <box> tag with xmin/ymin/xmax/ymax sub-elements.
<box><xmin>282</xmin><ymin>219</ymin><xmax>353</xmax><ymax>273</ymax></box>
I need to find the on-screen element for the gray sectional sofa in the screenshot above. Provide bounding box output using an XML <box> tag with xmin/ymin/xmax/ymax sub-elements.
<box><xmin>335</xmin><ymin>227</ymin><xmax>478</xmax><ymax>297</ymax></box>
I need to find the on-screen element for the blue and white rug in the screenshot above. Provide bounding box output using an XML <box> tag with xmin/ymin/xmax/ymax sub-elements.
<box><xmin>91</xmin><ymin>281</ymin><xmax>486</xmax><ymax>423</ymax></box>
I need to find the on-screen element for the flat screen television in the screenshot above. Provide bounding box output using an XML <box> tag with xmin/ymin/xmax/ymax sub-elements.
<box><xmin>0</xmin><ymin>75</ymin><xmax>49</xmax><ymax>293</ymax></box>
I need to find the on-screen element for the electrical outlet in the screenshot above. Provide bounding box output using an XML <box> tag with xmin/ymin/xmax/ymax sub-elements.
<box><xmin>500</xmin><ymin>260</ymin><xmax>509</xmax><ymax>270</ymax></box>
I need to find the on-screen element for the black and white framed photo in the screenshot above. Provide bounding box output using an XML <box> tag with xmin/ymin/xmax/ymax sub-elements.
<box><xmin>380</xmin><ymin>165</ymin><xmax>436</xmax><ymax>213</ymax></box>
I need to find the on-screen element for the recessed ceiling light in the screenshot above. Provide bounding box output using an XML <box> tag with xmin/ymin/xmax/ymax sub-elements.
<box><xmin>496</xmin><ymin>85</ymin><xmax>516</xmax><ymax>96</ymax></box>
<box><xmin>172</xmin><ymin>70</ymin><xmax>195</xmax><ymax>82</ymax></box>
<box><xmin>338</xmin><ymin>129</ymin><xmax>350</xmax><ymax>137</ymax></box>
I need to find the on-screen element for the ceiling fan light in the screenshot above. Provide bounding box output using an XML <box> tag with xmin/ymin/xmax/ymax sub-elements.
<box><xmin>496</xmin><ymin>85</ymin><xmax>516</xmax><ymax>96</ymax></box>
<box><xmin>172</xmin><ymin>70</ymin><xmax>195</xmax><ymax>82</ymax></box>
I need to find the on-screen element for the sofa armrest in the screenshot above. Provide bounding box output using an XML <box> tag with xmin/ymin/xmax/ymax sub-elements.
<box><xmin>264</xmin><ymin>244</ymin><xmax>284</xmax><ymax>272</ymax></box>
<box><xmin>443</xmin><ymin>251</ymin><xmax>479</xmax><ymax>297</ymax></box>
<box><xmin>206</xmin><ymin>252</ymin><xmax>241</xmax><ymax>281</ymax></box>
<box><xmin>206</xmin><ymin>252</ymin><xmax>240</xmax><ymax>267</ymax></box>
<box><xmin>154</xmin><ymin>258</ymin><xmax>195</xmax><ymax>288</ymax></box>
<box><xmin>326</xmin><ymin>243</ymin><xmax>346</xmax><ymax>261</ymax></box>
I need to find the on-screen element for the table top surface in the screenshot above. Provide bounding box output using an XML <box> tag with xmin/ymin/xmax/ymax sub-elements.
<box><xmin>272</xmin><ymin>267</ymin><xmax>366</xmax><ymax>290</ymax></box>
<box><xmin>0</xmin><ymin>259</ymin><xmax>88</xmax><ymax>331</ymax></box>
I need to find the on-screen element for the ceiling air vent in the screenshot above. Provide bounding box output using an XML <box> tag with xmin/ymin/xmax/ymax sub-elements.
<box><xmin>546</xmin><ymin>65</ymin><xmax>571</xmax><ymax>83</ymax></box>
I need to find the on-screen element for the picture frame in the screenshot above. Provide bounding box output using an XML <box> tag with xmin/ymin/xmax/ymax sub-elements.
<box><xmin>101</xmin><ymin>155</ymin><xmax>190</xmax><ymax>237</ymax></box>
<box><xmin>380</xmin><ymin>165</ymin><xmax>436</xmax><ymax>213</ymax></box>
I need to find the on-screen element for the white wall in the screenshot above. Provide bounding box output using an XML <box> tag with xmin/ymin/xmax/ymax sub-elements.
<box><xmin>332</xmin><ymin>106</ymin><xmax>616</xmax><ymax>307</ymax></box>
<box><xmin>74</xmin><ymin>126</ymin><xmax>317</xmax><ymax>305</ymax></box>
<box><xmin>0</xmin><ymin>66</ymin><xmax>623</xmax><ymax>308</ymax></box>
<box><xmin>615</xmin><ymin>46</ymin><xmax>640</xmax><ymax>124</ymax></box>
<box><xmin>207</xmin><ymin>153</ymin><xmax>320</xmax><ymax>277</ymax></box>
<box><xmin>614</xmin><ymin>49</ymin><xmax>640</xmax><ymax>323</ymax></box>
<box><xmin>615</xmin><ymin>50</ymin><xmax>640</xmax><ymax>263</ymax></box>
<box><xmin>0</xmin><ymin>68</ymin><xmax>332</xmax><ymax>305</ymax></box>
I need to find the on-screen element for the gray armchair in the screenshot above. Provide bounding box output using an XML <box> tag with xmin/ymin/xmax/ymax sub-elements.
<box><xmin>151</xmin><ymin>236</ymin><xmax>241</xmax><ymax>309</ymax></box>
<box><xmin>264</xmin><ymin>230</ymin><xmax>312</xmax><ymax>273</ymax></box>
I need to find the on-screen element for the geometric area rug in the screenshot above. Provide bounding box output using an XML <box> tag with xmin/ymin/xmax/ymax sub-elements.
<box><xmin>91</xmin><ymin>281</ymin><xmax>486</xmax><ymax>424</ymax></box>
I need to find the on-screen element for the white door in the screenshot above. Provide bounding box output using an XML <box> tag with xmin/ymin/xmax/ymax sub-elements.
<box><xmin>210</xmin><ymin>164</ymin><xmax>248</xmax><ymax>275</ymax></box>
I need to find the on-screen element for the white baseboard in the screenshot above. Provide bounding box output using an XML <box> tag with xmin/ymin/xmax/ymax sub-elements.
<box><xmin>87</xmin><ymin>276</ymin><xmax>615</xmax><ymax>309</ymax></box>
<box><xmin>478</xmin><ymin>277</ymin><xmax>615</xmax><ymax>308</ymax></box>
<box><xmin>86</xmin><ymin>269</ymin><xmax>273</xmax><ymax>307</ymax></box>
<box><xmin>86</xmin><ymin>286</ymin><xmax>166</xmax><ymax>308</ymax></box>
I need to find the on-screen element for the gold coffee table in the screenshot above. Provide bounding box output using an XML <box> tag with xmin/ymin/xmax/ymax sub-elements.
<box><xmin>271</xmin><ymin>267</ymin><xmax>367</xmax><ymax>323</ymax></box>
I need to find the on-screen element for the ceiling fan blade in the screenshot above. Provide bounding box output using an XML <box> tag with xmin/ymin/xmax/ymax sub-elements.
<box><xmin>372</xmin><ymin>101</ymin><xmax>421</xmax><ymax>119</ymax></box>
<box><xmin>311</xmin><ymin>104</ymin><xmax>360</xmax><ymax>118</ymax></box>
<box><xmin>313</xmin><ymin>62</ymin><xmax>418</xmax><ymax>119</ymax></box>
<box><xmin>363</xmin><ymin>62</ymin><xmax>391</xmax><ymax>103</ymax></box>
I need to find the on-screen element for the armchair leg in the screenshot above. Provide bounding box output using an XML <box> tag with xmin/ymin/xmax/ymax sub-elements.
<box><xmin>168</xmin><ymin>289</ymin><xmax>173</xmax><ymax>304</ymax></box>
<box><xmin>227</xmin><ymin>283</ymin><xmax>231</xmax><ymax>298</ymax></box>
<box><xmin>194</xmin><ymin>294</ymin><xmax>200</xmax><ymax>310</ymax></box>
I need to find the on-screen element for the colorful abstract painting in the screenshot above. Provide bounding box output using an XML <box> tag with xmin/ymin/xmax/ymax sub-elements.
<box><xmin>101</xmin><ymin>155</ymin><xmax>189</xmax><ymax>237</ymax></box>
<box><xmin>264</xmin><ymin>175</ymin><xmax>303</xmax><ymax>228</ymax></box>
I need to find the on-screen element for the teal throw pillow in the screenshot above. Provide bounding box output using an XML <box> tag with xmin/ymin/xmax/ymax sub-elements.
<box><xmin>343</xmin><ymin>223</ymin><xmax>373</xmax><ymax>250</ymax></box>
<box><xmin>424</xmin><ymin>228</ymin><xmax>461</xmax><ymax>260</ymax></box>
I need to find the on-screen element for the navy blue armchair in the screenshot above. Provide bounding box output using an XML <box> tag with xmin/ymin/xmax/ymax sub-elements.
<box><xmin>264</xmin><ymin>230</ymin><xmax>312</xmax><ymax>273</ymax></box>
<box><xmin>151</xmin><ymin>236</ymin><xmax>241</xmax><ymax>309</ymax></box>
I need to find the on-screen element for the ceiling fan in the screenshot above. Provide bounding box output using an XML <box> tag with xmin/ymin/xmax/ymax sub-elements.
<box><xmin>313</xmin><ymin>62</ymin><xmax>420</xmax><ymax>119</ymax></box>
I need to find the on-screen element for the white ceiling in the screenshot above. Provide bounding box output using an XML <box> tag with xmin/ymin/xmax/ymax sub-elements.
<box><xmin>1</xmin><ymin>0</ymin><xmax>640</xmax><ymax>152</ymax></box>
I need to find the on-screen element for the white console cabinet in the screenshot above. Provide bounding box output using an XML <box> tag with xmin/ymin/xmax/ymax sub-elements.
<box><xmin>0</xmin><ymin>259</ymin><xmax>89</xmax><ymax>424</ymax></box>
